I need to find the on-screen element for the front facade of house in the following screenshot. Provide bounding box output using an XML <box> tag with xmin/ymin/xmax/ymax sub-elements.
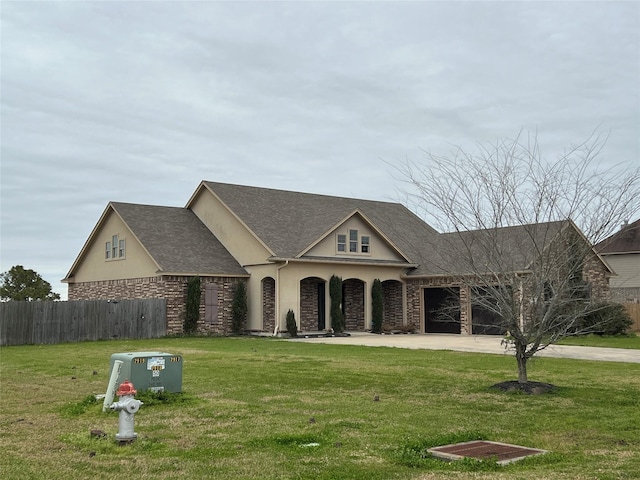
<box><xmin>64</xmin><ymin>181</ymin><xmax>613</xmax><ymax>335</ymax></box>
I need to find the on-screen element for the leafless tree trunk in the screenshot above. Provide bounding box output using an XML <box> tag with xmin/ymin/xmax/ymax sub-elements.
<box><xmin>396</xmin><ymin>130</ymin><xmax>639</xmax><ymax>384</ymax></box>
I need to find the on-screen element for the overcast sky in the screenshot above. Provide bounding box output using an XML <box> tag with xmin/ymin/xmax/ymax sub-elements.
<box><xmin>1</xmin><ymin>1</ymin><xmax>639</xmax><ymax>299</ymax></box>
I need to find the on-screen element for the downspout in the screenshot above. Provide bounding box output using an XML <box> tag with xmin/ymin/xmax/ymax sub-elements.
<box><xmin>274</xmin><ymin>260</ymin><xmax>289</xmax><ymax>336</ymax></box>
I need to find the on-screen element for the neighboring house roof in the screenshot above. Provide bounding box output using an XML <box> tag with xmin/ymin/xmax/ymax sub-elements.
<box><xmin>595</xmin><ymin>219</ymin><xmax>640</xmax><ymax>254</ymax></box>
<box><xmin>110</xmin><ymin>203</ymin><xmax>247</xmax><ymax>276</ymax></box>
<box><xmin>199</xmin><ymin>181</ymin><xmax>439</xmax><ymax>263</ymax></box>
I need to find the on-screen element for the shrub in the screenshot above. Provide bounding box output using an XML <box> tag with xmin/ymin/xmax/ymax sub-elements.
<box><xmin>184</xmin><ymin>276</ymin><xmax>201</xmax><ymax>334</ymax></box>
<box><xmin>399</xmin><ymin>322</ymin><xmax>417</xmax><ymax>334</ymax></box>
<box><xmin>330</xmin><ymin>275</ymin><xmax>344</xmax><ymax>333</ymax></box>
<box><xmin>286</xmin><ymin>309</ymin><xmax>297</xmax><ymax>337</ymax></box>
<box><xmin>231</xmin><ymin>282</ymin><xmax>248</xmax><ymax>334</ymax></box>
<box><xmin>371</xmin><ymin>279</ymin><xmax>383</xmax><ymax>333</ymax></box>
<box><xmin>580</xmin><ymin>302</ymin><xmax>632</xmax><ymax>335</ymax></box>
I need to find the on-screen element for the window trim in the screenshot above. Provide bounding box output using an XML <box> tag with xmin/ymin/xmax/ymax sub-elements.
<box><xmin>349</xmin><ymin>229</ymin><xmax>358</xmax><ymax>253</ymax></box>
<box><xmin>336</xmin><ymin>229</ymin><xmax>372</xmax><ymax>256</ymax></box>
<box><xmin>106</xmin><ymin>234</ymin><xmax>125</xmax><ymax>261</ymax></box>
<box><xmin>361</xmin><ymin>235</ymin><xmax>370</xmax><ymax>254</ymax></box>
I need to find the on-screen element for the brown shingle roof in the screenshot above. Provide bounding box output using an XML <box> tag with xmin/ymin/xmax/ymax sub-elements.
<box><xmin>596</xmin><ymin>219</ymin><xmax>640</xmax><ymax>254</ymax></box>
<box><xmin>111</xmin><ymin>202</ymin><xmax>247</xmax><ymax>276</ymax></box>
<box><xmin>407</xmin><ymin>220</ymin><xmax>569</xmax><ymax>276</ymax></box>
<box><xmin>202</xmin><ymin>181</ymin><xmax>439</xmax><ymax>262</ymax></box>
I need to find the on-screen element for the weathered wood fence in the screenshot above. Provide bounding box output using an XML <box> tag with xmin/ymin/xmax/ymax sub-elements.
<box><xmin>625</xmin><ymin>303</ymin><xmax>640</xmax><ymax>333</ymax></box>
<box><xmin>0</xmin><ymin>299</ymin><xmax>166</xmax><ymax>346</ymax></box>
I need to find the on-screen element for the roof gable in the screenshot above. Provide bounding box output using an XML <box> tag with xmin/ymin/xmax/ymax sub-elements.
<box><xmin>299</xmin><ymin>209</ymin><xmax>412</xmax><ymax>263</ymax></box>
<box><xmin>65</xmin><ymin>202</ymin><xmax>246</xmax><ymax>280</ymax></box>
<box><xmin>64</xmin><ymin>203</ymin><xmax>156</xmax><ymax>281</ymax></box>
<box><xmin>194</xmin><ymin>181</ymin><xmax>439</xmax><ymax>261</ymax></box>
<box><xmin>111</xmin><ymin>202</ymin><xmax>247</xmax><ymax>275</ymax></box>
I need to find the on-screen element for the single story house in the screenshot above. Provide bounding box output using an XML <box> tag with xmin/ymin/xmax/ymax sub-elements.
<box><xmin>596</xmin><ymin>218</ymin><xmax>640</xmax><ymax>303</ymax></box>
<box><xmin>63</xmin><ymin>181</ymin><xmax>613</xmax><ymax>335</ymax></box>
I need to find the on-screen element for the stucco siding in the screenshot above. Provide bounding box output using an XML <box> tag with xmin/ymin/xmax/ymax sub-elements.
<box><xmin>270</xmin><ymin>261</ymin><xmax>406</xmax><ymax>332</ymax></box>
<box><xmin>71</xmin><ymin>212</ymin><xmax>158</xmax><ymax>283</ymax></box>
<box><xmin>305</xmin><ymin>215</ymin><xmax>405</xmax><ymax>261</ymax></box>
<box><xmin>189</xmin><ymin>187</ymin><xmax>271</xmax><ymax>266</ymax></box>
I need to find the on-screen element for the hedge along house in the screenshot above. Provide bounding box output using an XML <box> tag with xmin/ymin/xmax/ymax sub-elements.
<box><xmin>63</xmin><ymin>181</ymin><xmax>613</xmax><ymax>335</ymax></box>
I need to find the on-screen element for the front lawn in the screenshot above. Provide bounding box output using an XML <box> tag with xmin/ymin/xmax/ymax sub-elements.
<box><xmin>1</xmin><ymin>337</ymin><xmax>638</xmax><ymax>479</ymax></box>
<box><xmin>558</xmin><ymin>333</ymin><xmax>640</xmax><ymax>349</ymax></box>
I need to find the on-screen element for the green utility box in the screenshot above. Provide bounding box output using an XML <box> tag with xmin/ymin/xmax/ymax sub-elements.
<box><xmin>110</xmin><ymin>352</ymin><xmax>183</xmax><ymax>393</ymax></box>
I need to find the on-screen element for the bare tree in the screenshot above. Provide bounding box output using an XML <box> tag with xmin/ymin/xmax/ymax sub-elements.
<box><xmin>397</xmin><ymin>130</ymin><xmax>640</xmax><ymax>385</ymax></box>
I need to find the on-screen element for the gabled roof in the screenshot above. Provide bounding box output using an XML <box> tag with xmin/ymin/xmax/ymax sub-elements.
<box><xmin>64</xmin><ymin>203</ymin><xmax>247</xmax><ymax>280</ymax></box>
<box><xmin>296</xmin><ymin>209</ymin><xmax>414</xmax><ymax>263</ymax></box>
<box><xmin>198</xmin><ymin>181</ymin><xmax>439</xmax><ymax>262</ymax></box>
<box><xmin>596</xmin><ymin>219</ymin><xmax>640</xmax><ymax>254</ymax></box>
<box><xmin>111</xmin><ymin>203</ymin><xmax>247</xmax><ymax>276</ymax></box>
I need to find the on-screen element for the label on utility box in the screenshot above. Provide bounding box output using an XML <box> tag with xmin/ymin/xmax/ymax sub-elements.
<box><xmin>147</xmin><ymin>357</ymin><xmax>165</xmax><ymax>371</ymax></box>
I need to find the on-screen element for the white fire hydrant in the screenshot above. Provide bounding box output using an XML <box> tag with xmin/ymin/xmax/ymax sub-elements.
<box><xmin>110</xmin><ymin>380</ymin><xmax>143</xmax><ymax>443</ymax></box>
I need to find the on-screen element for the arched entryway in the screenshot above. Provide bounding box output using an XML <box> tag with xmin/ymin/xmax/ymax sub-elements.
<box><xmin>300</xmin><ymin>277</ymin><xmax>326</xmax><ymax>331</ymax></box>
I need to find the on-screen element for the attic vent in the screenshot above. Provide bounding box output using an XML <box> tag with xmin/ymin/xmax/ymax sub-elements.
<box><xmin>427</xmin><ymin>440</ymin><xmax>547</xmax><ymax>465</ymax></box>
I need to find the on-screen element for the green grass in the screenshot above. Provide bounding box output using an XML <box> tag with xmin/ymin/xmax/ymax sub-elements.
<box><xmin>558</xmin><ymin>333</ymin><xmax>640</xmax><ymax>349</ymax></box>
<box><xmin>1</xmin><ymin>337</ymin><xmax>639</xmax><ymax>479</ymax></box>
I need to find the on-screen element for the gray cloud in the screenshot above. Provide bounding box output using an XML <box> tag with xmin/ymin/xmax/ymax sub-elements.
<box><xmin>1</xmin><ymin>1</ymin><xmax>638</xmax><ymax>299</ymax></box>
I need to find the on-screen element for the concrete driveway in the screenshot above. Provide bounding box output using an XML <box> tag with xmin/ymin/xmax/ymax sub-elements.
<box><xmin>292</xmin><ymin>332</ymin><xmax>640</xmax><ymax>363</ymax></box>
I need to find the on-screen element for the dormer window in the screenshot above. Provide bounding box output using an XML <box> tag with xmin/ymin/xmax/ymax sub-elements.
<box><xmin>349</xmin><ymin>229</ymin><xmax>358</xmax><ymax>252</ymax></box>
<box><xmin>106</xmin><ymin>234</ymin><xmax>125</xmax><ymax>260</ymax></box>
<box><xmin>336</xmin><ymin>230</ymin><xmax>371</xmax><ymax>255</ymax></box>
<box><xmin>361</xmin><ymin>236</ymin><xmax>370</xmax><ymax>253</ymax></box>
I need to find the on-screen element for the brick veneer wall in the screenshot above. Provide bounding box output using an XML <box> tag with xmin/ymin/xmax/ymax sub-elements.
<box><xmin>262</xmin><ymin>277</ymin><xmax>276</xmax><ymax>333</ymax></box>
<box><xmin>583</xmin><ymin>253</ymin><xmax>610</xmax><ymax>302</ymax></box>
<box><xmin>382</xmin><ymin>280</ymin><xmax>403</xmax><ymax>329</ymax></box>
<box><xmin>343</xmin><ymin>279</ymin><xmax>365</xmax><ymax>331</ymax></box>
<box><xmin>300</xmin><ymin>278</ymin><xmax>320</xmax><ymax>332</ymax></box>
<box><xmin>405</xmin><ymin>254</ymin><xmax>610</xmax><ymax>336</ymax></box>
<box><xmin>68</xmin><ymin>275</ymin><xmax>243</xmax><ymax>334</ymax></box>
<box><xmin>405</xmin><ymin>276</ymin><xmax>470</xmax><ymax>334</ymax></box>
<box><xmin>199</xmin><ymin>278</ymin><xmax>245</xmax><ymax>335</ymax></box>
<box><xmin>610</xmin><ymin>287</ymin><xmax>640</xmax><ymax>303</ymax></box>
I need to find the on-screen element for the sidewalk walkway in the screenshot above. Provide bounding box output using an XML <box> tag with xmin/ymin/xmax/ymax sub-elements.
<box><xmin>292</xmin><ymin>332</ymin><xmax>640</xmax><ymax>363</ymax></box>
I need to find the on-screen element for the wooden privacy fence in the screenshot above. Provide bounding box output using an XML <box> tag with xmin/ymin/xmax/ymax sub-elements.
<box><xmin>625</xmin><ymin>303</ymin><xmax>640</xmax><ymax>333</ymax></box>
<box><xmin>0</xmin><ymin>299</ymin><xmax>166</xmax><ymax>346</ymax></box>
